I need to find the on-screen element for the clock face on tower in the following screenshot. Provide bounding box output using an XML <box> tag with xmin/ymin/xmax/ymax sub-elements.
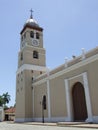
<box><xmin>32</xmin><ymin>39</ymin><xmax>39</xmax><ymax>46</ymax></box>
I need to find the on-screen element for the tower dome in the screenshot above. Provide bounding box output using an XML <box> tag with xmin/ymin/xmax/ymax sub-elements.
<box><xmin>24</xmin><ymin>9</ymin><xmax>39</xmax><ymax>27</ymax></box>
<box><xmin>25</xmin><ymin>18</ymin><xmax>39</xmax><ymax>27</ymax></box>
<box><xmin>20</xmin><ymin>9</ymin><xmax>43</xmax><ymax>34</ymax></box>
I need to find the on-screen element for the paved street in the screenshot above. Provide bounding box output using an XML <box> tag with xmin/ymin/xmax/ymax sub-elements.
<box><xmin>0</xmin><ymin>122</ymin><xmax>96</xmax><ymax>130</ymax></box>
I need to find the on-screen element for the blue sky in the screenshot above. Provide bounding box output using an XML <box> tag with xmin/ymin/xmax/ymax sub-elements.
<box><xmin>0</xmin><ymin>0</ymin><xmax>98</xmax><ymax>107</ymax></box>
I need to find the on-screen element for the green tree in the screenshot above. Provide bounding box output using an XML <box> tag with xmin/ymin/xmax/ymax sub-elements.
<box><xmin>2</xmin><ymin>92</ymin><xmax>11</xmax><ymax>105</ymax></box>
<box><xmin>0</xmin><ymin>95</ymin><xmax>4</xmax><ymax>106</ymax></box>
<box><xmin>0</xmin><ymin>92</ymin><xmax>11</xmax><ymax>107</ymax></box>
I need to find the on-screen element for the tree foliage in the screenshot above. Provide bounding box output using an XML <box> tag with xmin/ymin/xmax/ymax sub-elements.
<box><xmin>0</xmin><ymin>92</ymin><xmax>11</xmax><ymax>107</ymax></box>
<box><xmin>0</xmin><ymin>95</ymin><xmax>4</xmax><ymax>106</ymax></box>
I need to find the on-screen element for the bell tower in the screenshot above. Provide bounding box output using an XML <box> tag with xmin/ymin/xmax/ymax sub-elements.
<box><xmin>15</xmin><ymin>10</ymin><xmax>47</xmax><ymax>122</ymax></box>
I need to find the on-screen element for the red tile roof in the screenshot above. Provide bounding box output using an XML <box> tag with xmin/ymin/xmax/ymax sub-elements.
<box><xmin>5</xmin><ymin>107</ymin><xmax>15</xmax><ymax>114</ymax></box>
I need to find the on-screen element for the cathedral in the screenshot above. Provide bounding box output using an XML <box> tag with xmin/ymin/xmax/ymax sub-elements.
<box><xmin>15</xmin><ymin>11</ymin><xmax>98</xmax><ymax>123</ymax></box>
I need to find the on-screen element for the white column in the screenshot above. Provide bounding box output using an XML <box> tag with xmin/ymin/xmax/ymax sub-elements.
<box><xmin>83</xmin><ymin>72</ymin><xmax>93</xmax><ymax>122</ymax></box>
<box><xmin>65</xmin><ymin>79</ymin><xmax>72</xmax><ymax>121</ymax></box>
<box><xmin>47</xmin><ymin>80</ymin><xmax>51</xmax><ymax>121</ymax></box>
<box><xmin>0</xmin><ymin>107</ymin><xmax>4</xmax><ymax>121</ymax></box>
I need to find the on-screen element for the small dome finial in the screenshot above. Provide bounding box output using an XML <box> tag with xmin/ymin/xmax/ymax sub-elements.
<box><xmin>30</xmin><ymin>9</ymin><xmax>33</xmax><ymax>19</ymax></box>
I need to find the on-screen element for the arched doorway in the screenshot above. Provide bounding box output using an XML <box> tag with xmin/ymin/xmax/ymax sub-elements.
<box><xmin>72</xmin><ymin>82</ymin><xmax>87</xmax><ymax>121</ymax></box>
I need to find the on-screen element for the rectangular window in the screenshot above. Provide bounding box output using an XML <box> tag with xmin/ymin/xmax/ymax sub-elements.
<box><xmin>24</xmin><ymin>32</ymin><xmax>26</xmax><ymax>39</ymax></box>
<box><xmin>40</xmin><ymin>71</ymin><xmax>42</xmax><ymax>74</ymax></box>
<box><xmin>31</xmin><ymin>70</ymin><xmax>33</xmax><ymax>73</ymax></box>
<box><xmin>33</xmin><ymin>51</ymin><xmax>39</xmax><ymax>59</ymax></box>
<box><xmin>20</xmin><ymin>52</ymin><xmax>23</xmax><ymax>60</ymax></box>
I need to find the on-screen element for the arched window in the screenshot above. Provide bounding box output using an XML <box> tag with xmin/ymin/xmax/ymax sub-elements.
<box><xmin>36</xmin><ymin>32</ymin><xmax>39</xmax><ymax>39</ymax></box>
<box><xmin>33</xmin><ymin>51</ymin><xmax>38</xmax><ymax>59</ymax></box>
<box><xmin>30</xmin><ymin>31</ymin><xmax>34</xmax><ymax>38</ymax></box>
<box><xmin>42</xmin><ymin>95</ymin><xmax>46</xmax><ymax>110</ymax></box>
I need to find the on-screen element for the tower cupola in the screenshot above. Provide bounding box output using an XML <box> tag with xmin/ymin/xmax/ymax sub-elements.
<box><xmin>21</xmin><ymin>9</ymin><xmax>43</xmax><ymax>34</ymax></box>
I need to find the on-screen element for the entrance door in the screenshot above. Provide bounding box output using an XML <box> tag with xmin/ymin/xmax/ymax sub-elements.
<box><xmin>72</xmin><ymin>82</ymin><xmax>87</xmax><ymax>121</ymax></box>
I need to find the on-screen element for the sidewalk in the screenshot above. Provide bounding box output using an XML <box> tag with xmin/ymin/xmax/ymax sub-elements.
<box><xmin>14</xmin><ymin>121</ymin><xmax>98</xmax><ymax>129</ymax></box>
<box><xmin>57</xmin><ymin>122</ymin><xmax>98</xmax><ymax>129</ymax></box>
<box><xmin>21</xmin><ymin>122</ymin><xmax>56</xmax><ymax>126</ymax></box>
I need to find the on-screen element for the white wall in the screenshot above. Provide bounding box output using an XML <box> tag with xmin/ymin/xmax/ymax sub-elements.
<box><xmin>0</xmin><ymin>107</ymin><xmax>4</xmax><ymax>121</ymax></box>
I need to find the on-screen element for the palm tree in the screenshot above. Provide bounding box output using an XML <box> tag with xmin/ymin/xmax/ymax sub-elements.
<box><xmin>2</xmin><ymin>92</ymin><xmax>11</xmax><ymax>105</ymax></box>
<box><xmin>0</xmin><ymin>92</ymin><xmax>11</xmax><ymax>107</ymax></box>
<box><xmin>0</xmin><ymin>95</ymin><xmax>3</xmax><ymax>106</ymax></box>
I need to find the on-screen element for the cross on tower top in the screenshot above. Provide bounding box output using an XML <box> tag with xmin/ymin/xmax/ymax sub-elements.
<box><xmin>30</xmin><ymin>9</ymin><xmax>33</xmax><ymax>19</ymax></box>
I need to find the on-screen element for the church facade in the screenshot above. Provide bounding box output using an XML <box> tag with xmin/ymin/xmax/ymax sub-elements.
<box><xmin>15</xmin><ymin>12</ymin><xmax>98</xmax><ymax>123</ymax></box>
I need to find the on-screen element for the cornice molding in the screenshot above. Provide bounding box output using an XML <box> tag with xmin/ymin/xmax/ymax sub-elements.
<box><xmin>20</xmin><ymin>25</ymin><xmax>43</xmax><ymax>34</ymax></box>
<box><xmin>33</xmin><ymin>53</ymin><xmax>98</xmax><ymax>86</ymax></box>
<box><xmin>16</xmin><ymin>64</ymin><xmax>47</xmax><ymax>74</ymax></box>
